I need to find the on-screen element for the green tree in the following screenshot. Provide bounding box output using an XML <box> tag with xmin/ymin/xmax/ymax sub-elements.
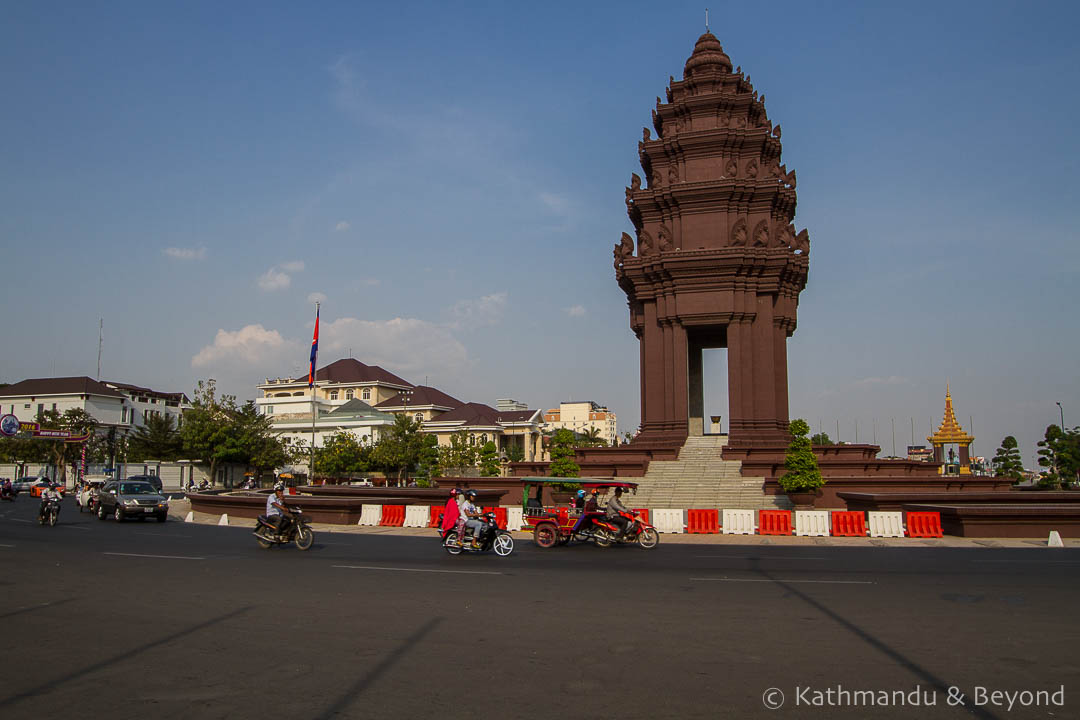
<box><xmin>548</xmin><ymin>428</ymin><xmax>580</xmax><ymax>478</ymax></box>
<box><xmin>577</xmin><ymin>427</ymin><xmax>607</xmax><ymax>448</ymax></box>
<box><xmin>992</xmin><ymin>435</ymin><xmax>1024</xmax><ymax>482</ymax></box>
<box><xmin>778</xmin><ymin>418</ymin><xmax>824</xmax><ymax>493</ymax></box>
<box><xmin>478</xmin><ymin>441</ymin><xmax>501</xmax><ymax>477</ymax></box>
<box><xmin>314</xmin><ymin>431</ymin><xmax>371</xmax><ymax>477</ymax></box>
<box><xmin>127</xmin><ymin>414</ymin><xmax>182</xmax><ymax>462</ymax></box>
<box><xmin>504</xmin><ymin>443</ymin><xmax>525</xmax><ymax>463</ymax></box>
<box><xmin>38</xmin><ymin>408</ymin><xmax>98</xmax><ymax>485</ymax></box>
<box><xmin>233</xmin><ymin>401</ymin><xmax>292</xmax><ymax>478</ymax></box>
<box><xmin>414</xmin><ymin>434</ymin><xmax>441</xmax><ymax>482</ymax></box>
<box><xmin>373</xmin><ymin>414</ymin><xmax>425</xmax><ymax>482</ymax></box>
<box><xmin>440</xmin><ymin>430</ymin><xmax>478</xmax><ymax>475</ymax></box>
<box><xmin>1037</xmin><ymin>424</ymin><xmax>1063</xmax><ymax>488</ymax></box>
<box><xmin>810</xmin><ymin>432</ymin><xmax>834</xmax><ymax>445</ymax></box>
<box><xmin>0</xmin><ymin>435</ymin><xmax>48</xmax><ymax>476</ymax></box>
<box><xmin>179</xmin><ymin>379</ymin><xmax>239</xmax><ymax>486</ymax></box>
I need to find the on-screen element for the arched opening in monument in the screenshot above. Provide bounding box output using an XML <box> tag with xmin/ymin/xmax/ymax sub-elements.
<box><xmin>687</xmin><ymin>329</ymin><xmax>728</xmax><ymax>437</ymax></box>
<box><xmin>701</xmin><ymin>348</ymin><xmax>729</xmax><ymax>436</ymax></box>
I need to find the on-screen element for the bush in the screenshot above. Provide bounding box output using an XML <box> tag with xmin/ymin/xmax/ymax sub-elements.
<box><xmin>779</xmin><ymin>419</ymin><xmax>825</xmax><ymax>493</ymax></box>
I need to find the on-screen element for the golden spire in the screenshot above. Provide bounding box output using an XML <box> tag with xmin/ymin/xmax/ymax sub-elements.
<box><xmin>928</xmin><ymin>384</ymin><xmax>973</xmax><ymax>444</ymax></box>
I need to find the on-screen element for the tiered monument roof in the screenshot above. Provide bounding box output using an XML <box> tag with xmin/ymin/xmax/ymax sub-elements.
<box><xmin>928</xmin><ymin>385</ymin><xmax>974</xmax><ymax>444</ymax></box>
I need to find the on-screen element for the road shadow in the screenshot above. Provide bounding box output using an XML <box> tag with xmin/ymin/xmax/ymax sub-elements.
<box><xmin>314</xmin><ymin>616</ymin><xmax>443</xmax><ymax>719</ymax></box>
<box><xmin>752</xmin><ymin>560</ymin><xmax>1002</xmax><ymax>720</ymax></box>
<box><xmin>0</xmin><ymin>597</ymin><xmax>77</xmax><ymax>621</ymax></box>
<box><xmin>0</xmin><ymin>605</ymin><xmax>253</xmax><ymax>710</ymax></box>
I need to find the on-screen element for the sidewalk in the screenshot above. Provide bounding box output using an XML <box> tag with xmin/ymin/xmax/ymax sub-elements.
<box><xmin>167</xmin><ymin>499</ymin><xmax>1078</xmax><ymax>548</ymax></box>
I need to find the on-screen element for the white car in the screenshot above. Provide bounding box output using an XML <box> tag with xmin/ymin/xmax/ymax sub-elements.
<box><xmin>77</xmin><ymin>476</ymin><xmax>109</xmax><ymax>512</ymax></box>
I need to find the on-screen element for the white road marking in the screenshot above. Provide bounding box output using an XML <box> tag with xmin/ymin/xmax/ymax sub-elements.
<box><xmin>9</xmin><ymin>518</ymin><xmax>32</xmax><ymax>523</ymax></box>
<box><xmin>690</xmin><ymin>576</ymin><xmax>875</xmax><ymax>585</ymax></box>
<box><xmin>0</xmin><ymin>543</ymin><xmax>14</xmax><ymax>547</ymax></box>
<box><xmin>334</xmin><ymin>565</ymin><xmax>502</xmax><ymax>576</ymax></box>
<box><xmin>694</xmin><ymin>555</ymin><xmax>827</xmax><ymax>560</ymax></box>
<box><xmin>59</xmin><ymin>525</ymin><xmax>90</xmax><ymax>531</ymax></box>
<box><xmin>973</xmin><ymin>559</ymin><xmax>1080</xmax><ymax>564</ymax></box>
<box><xmin>104</xmin><ymin>552</ymin><xmax>205</xmax><ymax>561</ymax></box>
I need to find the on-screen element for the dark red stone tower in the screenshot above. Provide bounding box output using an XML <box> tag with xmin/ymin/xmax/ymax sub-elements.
<box><xmin>616</xmin><ymin>32</ymin><xmax>810</xmax><ymax>449</ymax></box>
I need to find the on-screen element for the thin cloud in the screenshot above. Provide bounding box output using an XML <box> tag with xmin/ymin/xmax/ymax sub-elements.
<box><xmin>565</xmin><ymin>305</ymin><xmax>586</xmax><ymax>317</ymax></box>
<box><xmin>334</xmin><ymin>221</ymin><xmax>350</xmax><ymax>232</ymax></box>
<box><xmin>257</xmin><ymin>268</ymin><xmax>291</xmax><ymax>292</ymax></box>
<box><xmin>280</xmin><ymin>260</ymin><xmax>305</xmax><ymax>273</ymax></box>
<box><xmin>322</xmin><ymin>316</ymin><xmax>468</xmax><ymax>378</ymax></box>
<box><xmin>539</xmin><ymin>191</ymin><xmax>570</xmax><ymax>217</ymax></box>
<box><xmin>307</xmin><ymin>292</ymin><xmax>328</xmax><ymax>305</ymax></box>
<box><xmin>163</xmin><ymin>246</ymin><xmax>206</xmax><ymax>261</ymax></box>
<box><xmin>191</xmin><ymin>325</ymin><xmax>295</xmax><ymax>368</ymax></box>
<box><xmin>447</xmin><ymin>292</ymin><xmax>507</xmax><ymax>329</ymax></box>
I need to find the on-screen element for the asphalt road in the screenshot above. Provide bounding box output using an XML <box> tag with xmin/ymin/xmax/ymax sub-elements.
<box><xmin>2</xmin><ymin>497</ymin><xmax>1078</xmax><ymax>720</ymax></box>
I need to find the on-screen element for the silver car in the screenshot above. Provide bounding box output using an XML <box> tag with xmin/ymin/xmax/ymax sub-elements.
<box><xmin>97</xmin><ymin>480</ymin><xmax>169</xmax><ymax>522</ymax></box>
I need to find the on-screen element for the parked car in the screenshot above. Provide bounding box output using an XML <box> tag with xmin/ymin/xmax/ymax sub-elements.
<box><xmin>30</xmin><ymin>481</ymin><xmax>65</xmax><ymax>498</ymax></box>
<box><xmin>14</xmin><ymin>475</ymin><xmax>50</xmax><ymax>492</ymax></box>
<box><xmin>125</xmin><ymin>474</ymin><xmax>163</xmax><ymax>493</ymax></box>
<box><xmin>96</xmin><ymin>480</ymin><xmax>168</xmax><ymax>522</ymax></box>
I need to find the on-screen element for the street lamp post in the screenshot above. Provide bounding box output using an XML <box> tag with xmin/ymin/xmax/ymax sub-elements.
<box><xmin>1057</xmin><ymin>402</ymin><xmax>1065</xmax><ymax>434</ymax></box>
<box><xmin>399</xmin><ymin>389</ymin><xmax>414</xmax><ymax>486</ymax></box>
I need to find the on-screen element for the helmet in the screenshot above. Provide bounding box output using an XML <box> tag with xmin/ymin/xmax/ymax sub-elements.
<box><xmin>576</xmin><ymin>489</ymin><xmax>586</xmax><ymax>498</ymax></box>
<box><xmin>465</xmin><ymin>489</ymin><xmax>477</xmax><ymax>499</ymax></box>
<box><xmin>450</xmin><ymin>488</ymin><xmax>460</xmax><ymax>497</ymax></box>
<box><xmin>273</xmin><ymin>482</ymin><xmax>285</xmax><ymax>492</ymax></box>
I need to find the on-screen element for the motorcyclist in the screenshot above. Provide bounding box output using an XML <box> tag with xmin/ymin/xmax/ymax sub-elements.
<box><xmin>441</xmin><ymin>488</ymin><xmax>460</xmax><ymax>538</ymax></box>
<box><xmin>266</xmin><ymin>482</ymin><xmax>293</xmax><ymax>537</ymax></box>
<box><xmin>605</xmin><ymin>486</ymin><xmax>632</xmax><ymax>538</ymax></box>
<box><xmin>458</xmin><ymin>489</ymin><xmax>484</xmax><ymax>548</ymax></box>
<box><xmin>39</xmin><ymin>482</ymin><xmax>62</xmax><ymax>521</ymax></box>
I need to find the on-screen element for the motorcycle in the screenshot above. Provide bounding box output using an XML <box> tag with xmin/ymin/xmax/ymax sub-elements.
<box><xmin>603</xmin><ymin>511</ymin><xmax>660</xmax><ymax>549</ymax></box>
<box><xmin>39</xmin><ymin>496</ymin><xmax>61</xmax><ymax>526</ymax></box>
<box><xmin>0</xmin><ymin>486</ymin><xmax>16</xmax><ymax>502</ymax></box>
<box><xmin>253</xmin><ymin>508</ymin><xmax>314</xmax><ymax>550</ymax></box>
<box><xmin>440</xmin><ymin>511</ymin><xmax>514</xmax><ymax>557</ymax></box>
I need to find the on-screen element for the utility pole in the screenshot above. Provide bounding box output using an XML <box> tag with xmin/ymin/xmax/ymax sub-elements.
<box><xmin>891</xmin><ymin>418</ymin><xmax>896</xmax><ymax>458</ymax></box>
<box><xmin>96</xmin><ymin>319</ymin><xmax>103</xmax><ymax>380</ymax></box>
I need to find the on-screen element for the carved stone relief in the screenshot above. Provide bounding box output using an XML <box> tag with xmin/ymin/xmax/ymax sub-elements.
<box><xmin>730</xmin><ymin>219</ymin><xmax>747</xmax><ymax>247</ymax></box>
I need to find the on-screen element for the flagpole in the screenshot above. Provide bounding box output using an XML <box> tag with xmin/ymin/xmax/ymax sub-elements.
<box><xmin>309</xmin><ymin>302</ymin><xmax>320</xmax><ymax>483</ymax></box>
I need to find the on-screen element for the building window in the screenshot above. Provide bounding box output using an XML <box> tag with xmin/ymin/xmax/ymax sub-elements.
<box><xmin>37</xmin><ymin>403</ymin><xmax>44</xmax><ymax>418</ymax></box>
<box><xmin>330</xmin><ymin>390</ymin><xmax>339</xmax><ymax>401</ymax></box>
<box><xmin>414</xmin><ymin>412</ymin><xmax>423</xmax><ymax>424</ymax></box>
<box><xmin>24</xmin><ymin>404</ymin><xmax>30</xmax><ymax>409</ymax></box>
<box><xmin>265</xmin><ymin>406</ymin><xmax>274</xmax><ymax>415</ymax></box>
<box><xmin>122</xmin><ymin>407</ymin><xmax>127</xmax><ymax>424</ymax></box>
<box><xmin>346</xmin><ymin>390</ymin><xmax>354</xmax><ymax>400</ymax></box>
<box><xmin>362</xmin><ymin>388</ymin><xmax>371</xmax><ymax>401</ymax></box>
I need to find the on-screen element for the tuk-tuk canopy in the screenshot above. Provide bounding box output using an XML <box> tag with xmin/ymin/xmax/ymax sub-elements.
<box><xmin>520</xmin><ymin>478</ymin><xmax>638</xmax><ymax>509</ymax></box>
<box><xmin>519</xmin><ymin>477</ymin><xmax>637</xmax><ymax>490</ymax></box>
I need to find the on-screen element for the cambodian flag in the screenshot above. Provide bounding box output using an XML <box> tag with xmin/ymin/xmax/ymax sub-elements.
<box><xmin>308</xmin><ymin>305</ymin><xmax>320</xmax><ymax>387</ymax></box>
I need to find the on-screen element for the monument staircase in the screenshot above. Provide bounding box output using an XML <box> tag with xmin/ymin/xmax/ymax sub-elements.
<box><xmin>629</xmin><ymin>435</ymin><xmax>792</xmax><ymax>510</ymax></box>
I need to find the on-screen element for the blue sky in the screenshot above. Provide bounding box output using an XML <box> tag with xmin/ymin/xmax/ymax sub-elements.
<box><xmin>2</xmin><ymin>1</ymin><xmax>1077</xmax><ymax>468</ymax></box>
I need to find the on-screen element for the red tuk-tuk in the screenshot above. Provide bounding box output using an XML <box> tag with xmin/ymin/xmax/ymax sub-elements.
<box><xmin>522</xmin><ymin>479</ymin><xmax>658</xmax><ymax>549</ymax></box>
